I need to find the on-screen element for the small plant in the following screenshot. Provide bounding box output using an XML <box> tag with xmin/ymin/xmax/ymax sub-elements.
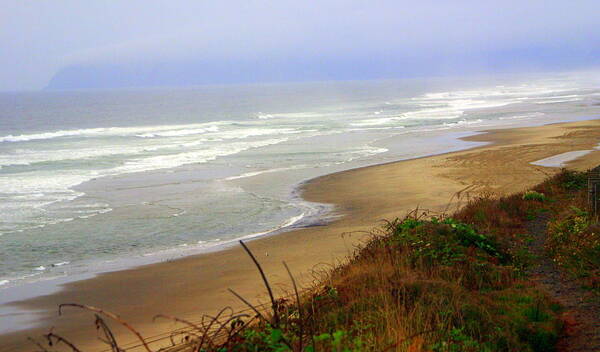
<box><xmin>547</xmin><ymin>206</ymin><xmax>600</xmax><ymax>292</ymax></box>
<box><xmin>307</xmin><ymin>330</ymin><xmax>363</xmax><ymax>352</ymax></box>
<box><xmin>430</xmin><ymin>327</ymin><xmax>492</xmax><ymax>352</ymax></box>
<box><xmin>389</xmin><ymin>217</ymin><xmax>504</xmax><ymax>267</ymax></box>
<box><xmin>238</xmin><ymin>326</ymin><xmax>291</xmax><ymax>352</ymax></box>
<box><xmin>557</xmin><ymin>169</ymin><xmax>587</xmax><ymax>190</ymax></box>
<box><xmin>522</xmin><ymin>191</ymin><xmax>546</xmax><ymax>202</ymax></box>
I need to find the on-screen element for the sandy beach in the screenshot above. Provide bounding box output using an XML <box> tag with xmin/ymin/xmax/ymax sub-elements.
<box><xmin>2</xmin><ymin>118</ymin><xmax>600</xmax><ymax>352</ymax></box>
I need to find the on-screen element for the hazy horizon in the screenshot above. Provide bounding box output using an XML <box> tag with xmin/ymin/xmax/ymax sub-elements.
<box><xmin>2</xmin><ymin>1</ymin><xmax>600</xmax><ymax>91</ymax></box>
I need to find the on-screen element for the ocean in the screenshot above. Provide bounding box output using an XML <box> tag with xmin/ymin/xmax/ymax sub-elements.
<box><xmin>1</xmin><ymin>71</ymin><xmax>599</xmax><ymax>291</ymax></box>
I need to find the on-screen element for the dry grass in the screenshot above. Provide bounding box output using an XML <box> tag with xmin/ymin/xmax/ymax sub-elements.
<box><xmin>30</xmin><ymin>170</ymin><xmax>597</xmax><ymax>352</ymax></box>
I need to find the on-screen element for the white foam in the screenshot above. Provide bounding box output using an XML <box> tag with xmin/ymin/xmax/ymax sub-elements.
<box><xmin>256</xmin><ymin>113</ymin><xmax>275</xmax><ymax>119</ymax></box>
<box><xmin>536</xmin><ymin>97</ymin><xmax>583</xmax><ymax>104</ymax></box>
<box><xmin>111</xmin><ymin>138</ymin><xmax>288</xmax><ymax>175</ymax></box>
<box><xmin>0</xmin><ymin>122</ymin><xmax>232</xmax><ymax>143</ymax></box>
<box><xmin>499</xmin><ymin>112</ymin><xmax>545</xmax><ymax>120</ymax></box>
<box><xmin>0</xmin><ymin>145</ymin><xmax>172</xmax><ymax>167</ymax></box>
<box><xmin>0</xmin><ymin>280</ymin><xmax>9</xmax><ymax>286</ymax></box>
<box><xmin>349</xmin><ymin>96</ymin><xmax>509</xmax><ymax>127</ymax></box>
<box><xmin>225</xmin><ymin>165</ymin><xmax>307</xmax><ymax>181</ymax></box>
<box><xmin>519</xmin><ymin>94</ymin><xmax>581</xmax><ymax>101</ymax></box>
<box><xmin>238</xmin><ymin>212</ymin><xmax>307</xmax><ymax>240</ymax></box>
<box><xmin>420</xmin><ymin>84</ymin><xmax>576</xmax><ymax>102</ymax></box>
<box><xmin>207</xmin><ymin>127</ymin><xmax>299</xmax><ymax>140</ymax></box>
<box><xmin>280</xmin><ymin>212</ymin><xmax>305</xmax><ymax>228</ymax></box>
<box><xmin>136</xmin><ymin>126</ymin><xmax>220</xmax><ymax>138</ymax></box>
<box><xmin>443</xmin><ymin>119</ymin><xmax>483</xmax><ymax>127</ymax></box>
<box><xmin>343</xmin><ymin>146</ymin><xmax>389</xmax><ymax>163</ymax></box>
<box><xmin>402</xmin><ymin>100</ymin><xmax>511</xmax><ymax>121</ymax></box>
<box><xmin>0</xmin><ymin>126</ymin><xmax>294</xmax><ymax>235</ymax></box>
<box><xmin>350</xmin><ymin>117</ymin><xmax>399</xmax><ymax>127</ymax></box>
<box><xmin>134</xmin><ymin>205</ymin><xmax>318</xmax><ymax>265</ymax></box>
<box><xmin>531</xmin><ymin>150</ymin><xmax>594</xmax><ymax>167</ymax></box>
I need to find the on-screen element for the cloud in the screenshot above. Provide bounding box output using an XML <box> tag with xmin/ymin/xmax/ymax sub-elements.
<box><xmin>1</xmin><ymin>0</ymin><xmax>600</xmax><ymax>90</ymax></box>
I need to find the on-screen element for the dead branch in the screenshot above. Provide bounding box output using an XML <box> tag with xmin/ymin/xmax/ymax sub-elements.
<box><xmin>45</xmin><ymin>332</ymin><xmax>83</xmax><ymax>352</ymax></box>
<box><xmin>58</xmin><ymin>303</ymin><xmax>151</xmax><ymax>352</ymax></box>
<box><xmin>28</xmin><ymin>337</ymin><xmax>50</xmax><ymax>352</ymax></box>
<box><xmin>283</xmin><ymin>261</ymin><xmax>303</xmax><ymax>351</ymax></box>
<box><xmin>153</xmin><ymin>314</ymin><xmax>204</xmax><ymax>334</ymax></box>
<box><xmin>94</xmin><ymin>314</ymin><xmax>123</xmax><ymax>352</ymax></box>
<box><xmin>239</xmin><ymin>241</ymin><xmax>282</xmax><ymax>325</ymax></box>
<box><xmin>227</xmin><ymin>288</ymin><xmax>267</xmax><ymax>323</ymax></box>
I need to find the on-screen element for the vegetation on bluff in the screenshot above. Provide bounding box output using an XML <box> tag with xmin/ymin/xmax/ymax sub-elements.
<box><xmin>32</xmin><ymin>170</ymin><xmax>599</xmax><ymax>351</ymax></box>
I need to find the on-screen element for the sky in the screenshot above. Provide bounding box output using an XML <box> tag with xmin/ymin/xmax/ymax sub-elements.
<box><xmin>1</xmin><ymin>0</ymin><xmax>599</xmax><ymax>91</ymax></box>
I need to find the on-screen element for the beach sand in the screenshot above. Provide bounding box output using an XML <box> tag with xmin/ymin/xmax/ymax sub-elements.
<box><xmin>2</xmin><ymin>119</ymin><xmax>600</xmax><ymax>351</ymax></box>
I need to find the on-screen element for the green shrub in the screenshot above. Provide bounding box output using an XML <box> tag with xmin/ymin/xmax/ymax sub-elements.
<box><xmin>547</xmin><ymin>207</ymin><xmax>600</xmax><ymax>292</ymax></box>
<box><xmin>557</xmin><ymin>169</ymin><xmax>587</xmax><ymax>190</ymax></box>
<box><xmin>430</xmin><ymin>327</ymin><xmax>493</xmax><ymax>352</ymax></box>
<box><xmin>388</xmin><ymin>217</ymin><xmax>504</xmax><ymax>267</ymax></box>
<box><xmin>522</xmin><ymin>191</ymin><xmax>546</xmax><ymax>202</ymax></box>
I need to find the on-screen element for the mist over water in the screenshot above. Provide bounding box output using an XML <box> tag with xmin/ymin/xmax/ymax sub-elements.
<box><xmin>1</xmin><ymin>71</ymin><xmax>599</xmax><ymax>289</ymax></box>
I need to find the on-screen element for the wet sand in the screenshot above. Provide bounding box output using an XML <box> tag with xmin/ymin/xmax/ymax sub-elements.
<box><xmin>2</xmin><ymin>119</ymin><xmax>600</xmax><ymax>351</ymax></box>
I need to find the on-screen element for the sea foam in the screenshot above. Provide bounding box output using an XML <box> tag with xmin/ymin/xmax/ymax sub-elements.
<box><xmin>0</xmin><ymin>122</ymin><xmax>232</xmax><ymax>143</ymax></box>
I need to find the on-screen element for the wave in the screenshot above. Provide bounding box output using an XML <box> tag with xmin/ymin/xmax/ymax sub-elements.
<box><xmin>3</xmin><ymin>137</ymin><xmax>290</xmax><ymax>199</ymax></box>
<box><xmin>0</xmin><ymin>122</ymin><xmax>232</xmax><ymax>143</ymax></box>
<box><xmin>255</xmin><ymin>111</ymin><xmax>326</xmax><ymax>120</ymax></box>
<box><xmin>349</xmin><ymin>98</ymin><xmax>510</xmax><ymax>128</ymax></box>
<box><xmin>132</xmin><ymin>210</ymin><xmax>315</xmax><ymax>267</ymax></box>
<box><xmin>210</xmin><ymin>128</ymin><xmax>300</xmax><ymax>140</ymax></box>
<box><xmin>136</xmin><ymin>126</ymin><xmax>220</xmax><ymax>138</ymax></box>
<box><xmin>536</xmin><ymin>97</ymin><xmax>583</xmax><ymax>104</ymax></box>
<box><xmin>499</xmin><ymin>112</ymin><xmax>545</xmax><ymax>120</ymax></box>
<box><xmin>0</xmin><ymin>146</ymin><xmax>164</xmax><ymax>167</ymax></box>
<box><xmin>349</xmin><ymin>103</ymin><xmax>500</xmax><ymax>127</ymax></box>
<box><xmin>419</xmin><ymin>84</ymin><xmax>577</xmax><ymax>101</ymax></box>
<box><xmin>256</xmin><ymin>113</ymin><xmax>275</xmax><ymax>119</ymax></box>
<box><xmin>280</xmin><ymin>212</ymin><xmax>306</xmax><ymax>229</ymax></box>
<box><xmin>343</xmin><ymin>146</ymin><xmax>388</xmax><ymax>162</ymax></box>
<box><xmin>0</xmin><ymin>127</ymin><xmax>301</xmax><ymax>168</ymax></box>
<box><xmin>225</xmin><ymin>165</ymin><xmax>309</xmax><ymax>181</ymax></box>
<box><xmin>443</xmin><ymin>119</ymin><xmax>483</xmax><ymax>127</ymax></box>
<box><xmin>225</xmin><ymin>144</ymin><xmax>387</xmax><ymax>181</ymax></box>
<box><xmin>406</xmin><ymin>100</ymin><xmax>511</xmax><ymax>119</ymax></box>
<box><xmin>350</xmin><ymin>117</ymin><xmax>400</xmax><ymax>127</ymax></box>
<box><xmin>0</xmin><ymin>134</ymin><xmax>291</xmax><ymax>236</ymax></box>
<box><xmin>110</xmin><ymin>138</ymin><xmax>289</xmax><ymax>175</ymax></box>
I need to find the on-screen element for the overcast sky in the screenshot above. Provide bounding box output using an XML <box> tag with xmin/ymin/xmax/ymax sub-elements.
<box><xmin>2</xmin><ymin>0</ymin><xmax>599</xmax><ymax>91</ymax></box>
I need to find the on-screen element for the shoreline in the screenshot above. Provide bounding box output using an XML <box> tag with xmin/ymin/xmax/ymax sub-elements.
<box><xmin>0</xmin><ymin>115</ymin><xmax>589</xmax><ymax>293</ymax></box>
<box><xmin>2</xmin><ymin>118</ymin><xmax>600</xmax><ymax>351</ymax></box>
<box><xmin>0</xmin><ymin>128</ymin><xmax>485</xmax><ymax>293</ymax></box>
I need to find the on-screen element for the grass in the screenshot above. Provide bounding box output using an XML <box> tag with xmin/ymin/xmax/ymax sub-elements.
<box><xmin>30</xmin><ymin>170</ymin><xmax>599</xmax><ymax>352</ymax></box>
<box><xmin>544</xmin><ymin>177</ymin><xmax>600</xmax><ymax>294</ymax></box>
<box><xmin>522</xmin><ymin>191</ymin><xmax>547</xmax><ymax>202</ymax></box>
